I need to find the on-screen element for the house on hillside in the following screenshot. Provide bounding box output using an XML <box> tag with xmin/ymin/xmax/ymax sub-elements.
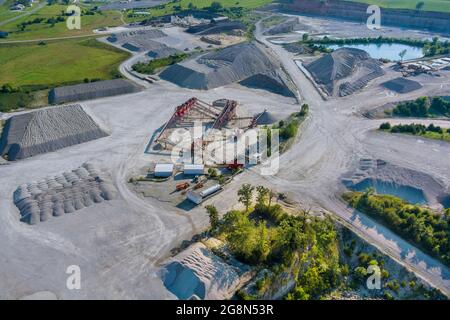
<box><xmin>10</xmin><ymin>4</ymin><xmax>26</xmax><ymax>10</ymax></box>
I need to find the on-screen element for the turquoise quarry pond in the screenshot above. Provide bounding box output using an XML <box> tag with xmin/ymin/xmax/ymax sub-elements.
<box><xmin>350</xmin><ymin>179</ymin><xmax>428</xmax><ymax>205</ymax></box>
<box><xmin>328</xmin><ymin>43</ymin><xmax>424</xmax><ymax>61</ymax></box>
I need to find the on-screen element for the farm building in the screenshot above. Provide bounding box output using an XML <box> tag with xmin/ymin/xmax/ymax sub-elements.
<box><xmin>0</xmin><ymin>105</ymin><xmax>108</xmax><ymax>161</ymax></box>
<box><xmin>48</xmin><ymin>79</ymin><xmax>141</xmax><ymax>104</ymax></box>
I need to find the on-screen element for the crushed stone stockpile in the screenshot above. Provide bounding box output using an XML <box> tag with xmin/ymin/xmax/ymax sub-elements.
<box><xmin>0</xmin><ymin>105</ymin><xmax>108</xmax><ymax>161</ymax></box>
<box><xmin>186</xmin><ymin>21</ymin><xmax>246</xmax><ymax>35</ymax></box>
<box><xmin>107</xmin><ymin>29</ymin><xmax>168</xmax><ymax>52</ymax></box>
<box><xmin>342</xmin><ymin>158</ymin><xmax>448</xmax><ymax>206</ymax></box>
<box><xmin>160</xmin><ymin>42</ymin><xmax>296</xmax><ymax>97</ymax></box>
<box><xmin>382</xmin><ymin>77</ymin><xmax>423</xmax><ymax>94</ymax></box>
<box><xmin>49</xmin><ymin>79</ymin><xmax>141</xmax><ymax>104</ymax></box>
<box><xmin>255</xmin><ymin>110</ymin><xmax>280</xmax><ymax>125</ymax></box>
<box><xmin>99</xmin><ymin>0</ymin><xmax>168</xmax><ymax>11</ymax></box>
<box><xmin>13</xmin><ymin>163</ymin><xmax>118</xmax><ymax>225</ymax></box>
<box><xmin>161</xmin><ymin>242</ymin><xmax>248</xmax><ymax>300</ymax></box>
<box><xmin>263</xmin><ymin>17</ymin><xmax>301</xmax><ymax>36</ymax></box>
<box><xmin>305</xmin><ymin>48</ymin><xmax>385</xmax><ymax>96</ymax></box>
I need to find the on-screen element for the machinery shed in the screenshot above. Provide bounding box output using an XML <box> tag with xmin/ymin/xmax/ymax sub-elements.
<box><xmin>183</xmin><ymin>164</ymin><xmax>205</xmax><ymax>175</ymax></box>
<box><xmin>154</xmin><ymin>163</ymin><xmax>174</xmax><ymax>177</ymax></box>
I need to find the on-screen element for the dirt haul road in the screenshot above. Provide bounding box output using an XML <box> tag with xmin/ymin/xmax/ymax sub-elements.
<box><xmin>0</xmin><ymin>21</ymin><xmax>450</xmax><ymax>299</ymax></box>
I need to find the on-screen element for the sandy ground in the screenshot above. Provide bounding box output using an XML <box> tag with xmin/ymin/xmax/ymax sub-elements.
<box><xmin>1</xmin><ymin>16</ymin><xmax>450</xmax><ymax>299</ymax></box>
<box><xmin>0</xmin><ymin>82</ymin><xmax>297</xmax><ymax>299</ymax></box>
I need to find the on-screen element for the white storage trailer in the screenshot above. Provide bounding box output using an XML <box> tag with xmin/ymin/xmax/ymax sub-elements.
<box><xmin>187</xmin><ymin>184</ymin><xmax>222</xmax><ymax>205</ymax></box>
<box><xmin>154</xmin><ymin>163</ymin><xmax>174</xmax><ymax>177</ymax></box>
<box><xmin>187</xmin><ymin>191</ymin><xmax>203</xmax><ymax>205</ymax></box>
<box><xmin>183</xmin><ymin>164</ymin><xmax>205</xmax><ymax>175</ymax></box>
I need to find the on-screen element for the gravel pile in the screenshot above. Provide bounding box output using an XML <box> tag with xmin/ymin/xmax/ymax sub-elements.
<box><xmin>0</xmin><ymin>105</ymin><xmax>108</xmax><ymax>161</ymax></box>
<box><xmin>160</xmin><ymin>42</ymin><xmax>296</xmax><ymax>97</ymax></box>
<box><xmin>161</xmin><ymin>242</ymin><xmax>246</xmax><ymax>300</ymax></box>
<box><xmin>107</xmin><ymin>29</ymin><xmax>167</xmax><ymax>52</ymax></box>
<box><xmin>186</xmin><ymin>21</ymin><xmax>246</xmax><ymax>35</ymax></box>
<box><xmin>13</xmin><ymin>163</ymin><xmax>118</xmax><ymax>225</ymax></box>
<box><xmin>264</xmin><ymin>17</ymin><xmax>300</xmax><ymax>35</ymax></box>
<box><xmin>305</xmin><ymin>48</ymin><xmax>384</xmax><ymax>96</ymax></box>
<box><xmin>255</xmin><ymin>110</ymin><xmax>279</xmax><ymax>125</ymax></box>
<box><xmin>49</xmin><ymin>79</ymin><xmax>141</xmax><ymax>104</ymax></box>
<box><xmin>382</xmin><ymin>77</ymin><xmax>423</xmax><ymax>93</ymax></box>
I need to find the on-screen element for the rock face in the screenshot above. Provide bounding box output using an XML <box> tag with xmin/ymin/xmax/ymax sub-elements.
<box><xmin>160</xmin><ymin>42</ymin><xmax>296</xmax><ymax>97</ymax></box>
<box><xmin>342</xmin><ymin>159</ymin><xmax>449</xmax><ymax>207</ymax></box>
<box><xmin>305</xmin><ymin>48</ymin><xmax>384</xmax><ymax>96</ymax></box>
<box><xmin>0</xmin><ymin>105</ymin><xmax>108</xmax><ymax>161</ymax></box>
<box><xmin>284</xmin><ymin>0</ymin><xmax>450</xmax><ymax>33</ymax></box>
<box><xmin>264</xmin><ymin>17</ymin><xmax>301</xmax><ymax>35</ymax></box>
<box><xmin>186</xmin><ymin>21</ymin><xmax>246</xmax><ymax>35</ymax></box>
<box><xmin>13</xmin><ymin>163</ymin><xmax>118</xmax><ymax>225</ymax></box>
<box><xmin>49</xmin><ymin>79</ymin><xmax>141</xmax><ymax>104</ymax></box>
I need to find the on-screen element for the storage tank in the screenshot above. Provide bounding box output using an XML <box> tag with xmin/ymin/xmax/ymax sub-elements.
<box><xmin>200</xmin><ymin>184</ymin><xmax>221</xmax><ymax>198</ymax></box>
<box><xmin>187</xmin><ymin>191</ymin><xmax>203</xmax><ymax>205</ymax></box>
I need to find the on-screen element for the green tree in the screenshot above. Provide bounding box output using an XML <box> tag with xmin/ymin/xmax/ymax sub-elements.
<box><xmin>256</xmin><ymin>186</ymin><xmax>269</xmax><ymax>208</ymax></box>
<box><xmin>209</xmin><ymin>1</ymin><xmax>223</xmax><ymax>12</ymax></box>
<box><xmin>205</xmin><ymin>205</ymin><xmax>219</xmax><ymax>233</ymax></box>
<box><xmin>238</xmin><ymin>184</ymin><xmax>254</xmax><ymax>212</ymax></box>
<box><xmin>399</xmin><ymin>49</ymin><xmax>407</xmax><ymax>61</ymax></box>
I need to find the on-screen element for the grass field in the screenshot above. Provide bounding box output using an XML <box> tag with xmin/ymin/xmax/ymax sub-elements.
<box><xmin>381</xmin><ymin>128</ymin><xmax>450</xmax><ymax>143</ymax></box>
<box><xmin>125</xmin><ymin>0</ymin><xmax>273</xmax><ymax>22</ymax></box>
<box><xmin>0</xmin><ymin>0</ymin><xmax>36</xmax><ymax>25</ymax></box>
<box><xmin>0</xmin><ymin>37</ymin><xmax>129</xmax><ymax>87</ymax></box>
<box><xmin>0</xmin><ymin>4</ymin><xmax>122</xmax><ymax>40</ymax></box>
<box><xmin>349</xmin><ymin>0</ymin><xmax>450</xmax><ymax>13</ymax></box>
<box><xmin>0</xmin><ymin>37</ymin><xmax>129</xmax><ymax>111</ymax></box>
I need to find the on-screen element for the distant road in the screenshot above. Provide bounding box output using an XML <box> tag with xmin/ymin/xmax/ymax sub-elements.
<box><xmin>0</xmin><ymin>2</ymin><xmax>46</xmax><ymax>27</ymax></box>
<box><xmin>0</xmin><ymin>33</ymin><xmax>100</xmax><ymax>44</ymax></box>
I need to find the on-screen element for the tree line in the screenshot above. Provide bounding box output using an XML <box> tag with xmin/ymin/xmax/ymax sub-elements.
<box><xmin>344</xmin><ymin>190</ymin><xmax>450</xmax><ymax>267</ymax></box>
<box><xmin>392</xmin><ymin>96</ymin><xmax>450</xmax><ymax>118</ymax></box>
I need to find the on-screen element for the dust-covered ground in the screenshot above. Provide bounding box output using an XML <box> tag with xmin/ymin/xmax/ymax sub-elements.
<box><xmin>1</xmin><ymin>14</ymin><xmax>450</xmax><ymax>299</ymax></box>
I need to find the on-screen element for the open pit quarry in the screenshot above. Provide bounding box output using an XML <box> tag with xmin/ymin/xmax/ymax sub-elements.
<box><xmin>160</xmin><ymin>42</ymin><xmax>297</xmax><ymax>98</ymax></box>
<box><xmin>281</xmin><ymin>0</ymin><xmax>450</xmax><ymax>33</ymax></box>
<box><xmin>342</xmin><ymin>159</ymin><xmax>450</xmax><ymax>208</ymax></box>
<box><xmin>1</xmin><ymin>10</ymin><xmax>450</xmax><ymax>300</ymax></box>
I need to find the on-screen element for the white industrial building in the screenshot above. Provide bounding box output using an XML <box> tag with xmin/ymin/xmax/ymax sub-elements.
<box><xmin>183</xmin><ymin>164</ymin><xmax>204</xmax><ymax>176</ymax></box>
<box><xmin>154</xmin><ymin>164</ymin><xmax>174</xmax><ymax>177</ymax></box>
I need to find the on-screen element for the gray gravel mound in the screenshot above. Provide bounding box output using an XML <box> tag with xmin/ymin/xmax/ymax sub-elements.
<box><xmin>255</xmin><ymin>110</ymin><xmax>279</xmax><ymax>125</ymax></box>
<box><xmin>160</xmin><ymin>42</ymin><xmax>296</xmax><ymax>97</ymax></box>
<box><xmin>107</xmin><ymin>29</ymin><xmax>167</xmax><ymax>52</ymax></box>
<box><xmin>305</xmin><ymin>48</ymin><xmax>384</xmax><ymax>96</ymax></box>
<box><xmin>49</xmin><ymin>79</ymin><xmax>141</xmax><ymax>104</ymax></box>
<box><xmin>161</xmin><ymin>242</ymin><xmax>247</xmax><ymax>300</ymax></box>
<box><xmin>186</xmin><ymin>21</ymin><xmax>246</xmax><ymax>35</ymax></box>
<box><xmin>382</xmin><ymin>77</ymin><xmax>423</xmax><ymax>93</ymax></box>
<box><xmin>0</xmin><ymin>105</ymin><xmax>108</xmax><ymax>161</ymax></box>
<box><xmin>264</xmin><ymin>17</ymin><xmax>301</xmax><ymax>35</ymax></box>
<box><xmin>13</xmin><ymin>163</ymin><xmax>118</xmax><ymax>225</ymax></box>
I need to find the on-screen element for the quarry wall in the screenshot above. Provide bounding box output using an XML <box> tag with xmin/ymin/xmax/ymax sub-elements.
<box><xmin>282</xmin><ymin>0</ymin><xmax>450</xmax><ymax>33</ymax></box>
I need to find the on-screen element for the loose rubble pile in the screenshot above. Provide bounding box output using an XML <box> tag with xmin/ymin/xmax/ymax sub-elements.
<box><xmin>13</xmin><ymin>163</ymin><xmax>118</xmax><ymax>225</ymax></box>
